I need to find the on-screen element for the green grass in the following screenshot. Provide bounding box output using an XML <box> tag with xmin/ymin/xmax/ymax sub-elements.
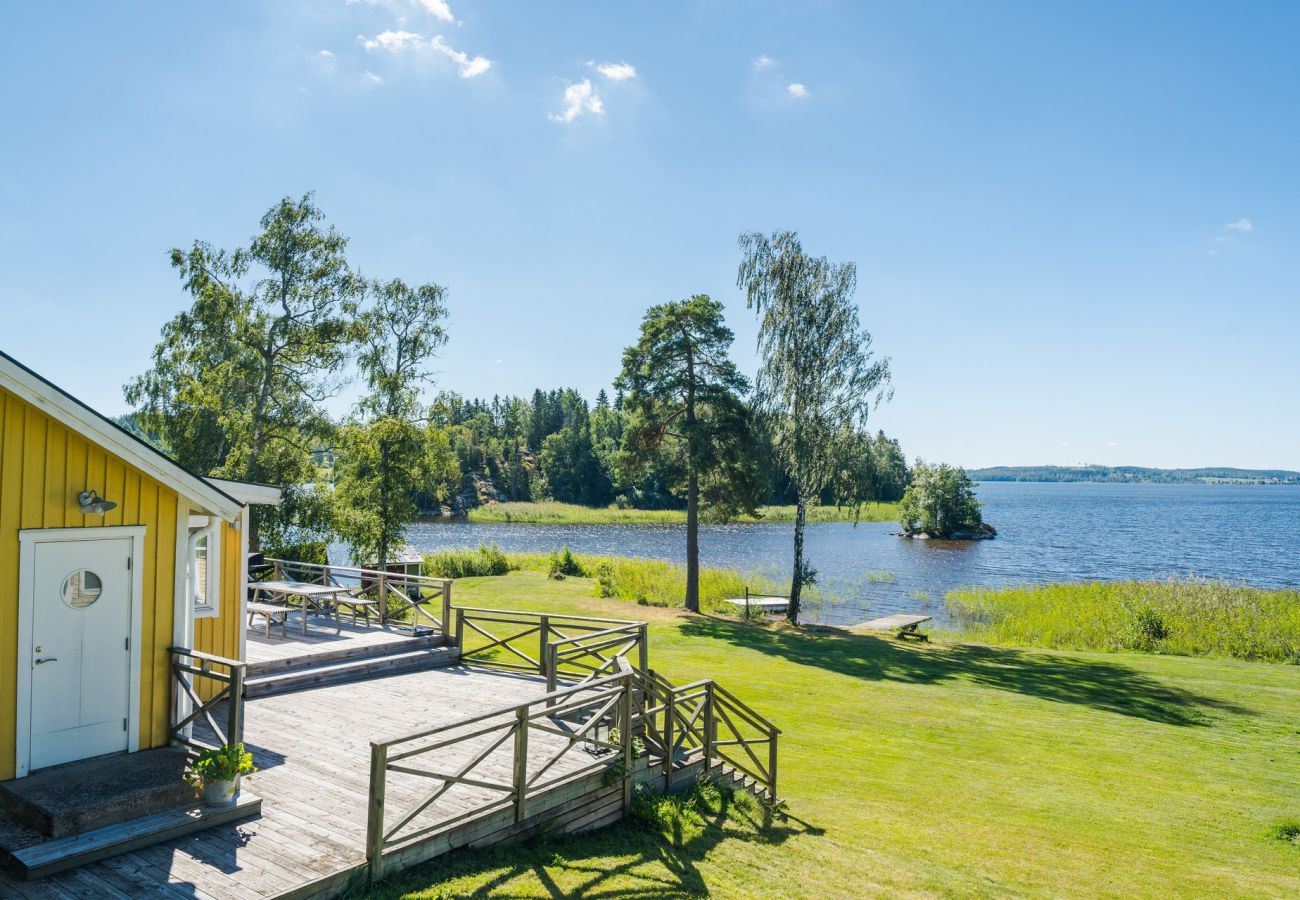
<box><xmin>946</xmin><ymin>580</ymin><xmax>1300</xmax><ymax>663</ymax></box>
<box><xmin>464</xmin><ymin>500</ymin><xmax>900</xmax><ymax>525</ymax></box>
<box><xmin>367</xmin><ymin>571</ymin><xmax>1300</xmax><ymax>899</ymax></box>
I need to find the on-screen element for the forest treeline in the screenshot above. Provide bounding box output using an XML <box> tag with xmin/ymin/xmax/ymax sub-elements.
<box><xmin>419</xmin><ymin>387</ymin><xmax>909</xmax><ymax>513</ymax></box>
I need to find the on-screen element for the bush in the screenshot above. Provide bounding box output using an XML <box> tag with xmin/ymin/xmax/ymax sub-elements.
<box><xmin>548</xmin><ymin>547</ymin><xmax>585</xmax><ymax>579</ymax></box>
<box><xmin>898</xmin><ymin>461</ymin><xmax>982</xmax><ymax>536</ymax></box>
<box><xmin>262</xmin><ymin>540</ymin><xmax>329</xmax><ymax>567</ymax></box>
<box><xmin>630</xmin><ymin>778</ymin><xmax>735</xmax><ymax>848</ymax></box>
<box><xmin>423</xmin><ymin>544</ymin><xmax>511</xmax><ymax>578</ymax></box>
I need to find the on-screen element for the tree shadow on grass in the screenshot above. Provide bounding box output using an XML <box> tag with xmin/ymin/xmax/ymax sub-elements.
<box><xmin>679</xmin><ymin>617</ymin><xmax>1250</xmax><ymax>726</ymax></box>
<box><xmin>360</xmin><ymin>788</ymin><xmax>817</xmax><ymax>899</ymax></box>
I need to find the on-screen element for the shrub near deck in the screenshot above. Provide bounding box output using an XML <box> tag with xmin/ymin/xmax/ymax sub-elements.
<box><xmin>369</xmin><ymin>571</ymin><xmax>1300</xmax><ymax>899</ymax></box>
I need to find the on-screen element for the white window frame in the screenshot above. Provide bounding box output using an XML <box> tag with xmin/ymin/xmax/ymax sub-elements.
<box><xmin>188</xmin><ymin>515</ymin><xmax>221</xmax><ymax>619</ymax></box>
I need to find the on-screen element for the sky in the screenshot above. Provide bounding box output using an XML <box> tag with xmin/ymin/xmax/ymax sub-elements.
<box><xmin>1</xmin><ymin>1</ymin><xmax>1298</xmax><ymax>470</ymax></box>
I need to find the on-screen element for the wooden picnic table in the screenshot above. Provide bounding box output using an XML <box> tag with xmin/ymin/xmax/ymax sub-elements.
<box><xmin>862</xmin><ymin>613</ymin><xmax>932</xmax><ymax>641</ymax></box>
<box><xmin>250</xmin><ymin>580</ymin><xmax>350</xmax><ymax>635</ymax></box>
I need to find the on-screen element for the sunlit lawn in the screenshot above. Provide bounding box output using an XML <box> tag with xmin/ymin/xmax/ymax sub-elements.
<box><xmin>366</xmin><ymin>571</ymin><xmax>1300</xmax><ymax>899</ymax></box>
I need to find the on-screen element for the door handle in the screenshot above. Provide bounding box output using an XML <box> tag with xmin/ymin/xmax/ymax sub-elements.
<box><xmin>34</xmin><ymin>657</ymin><xmax>58</xmax><ymax>665</ymax></box>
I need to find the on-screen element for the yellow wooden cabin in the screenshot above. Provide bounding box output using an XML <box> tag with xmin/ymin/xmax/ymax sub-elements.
<box><xmin>0</xmin><ymin>350</ymin><xmax>279</xmax><ymax>781</ymax></box>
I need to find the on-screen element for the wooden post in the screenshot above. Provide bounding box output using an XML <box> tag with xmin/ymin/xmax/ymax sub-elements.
<box><xmin>366</xmin><ymin>743</ymin><xmax>388</xmax><ymax>880</ymax></box>
<box><xmin>322</xmin><ymin>564</ymin><xmax>331</xmax><ymax>586</ymax></box>
<box><xmin>378</xmin><ymin>572</ymin><xmax>388</xmax><ymax>625</ymax></box>
<box><xmin>637</xmin><ymin>625</ymin><xmax>648</xmax><ymax>673</ymax></box>
<box><xmin>544</xmin><ymin>643</ymin><xmax>557</xmax><ymax>697</ymax></box>
<box><xmin>767</xmin><ymin>730</ymin><xmax>779</xmax><ymax>801</ymax></box>
<box><xmin>455</xmin><ymin>607</ymin><xmax>465</xmax><ymax>654</ymax></box>
<box><xmin>662</xmin><ymin>689</ymin><xmax>675</xmax><ymax>790</ymax></box>
<box><xmin>539</xmin><ymin>615</ymin><xmax>550</xmax><ymax>677</ymax></box>
<box><xmin>273</xmin><ymin>559</ymin><xmax>282</xmax><ymax>580</ymax></box>
<box><xmin>621</xmin><ymin>673</ymin><xmax>634</xmax><ymax>812</ymax></box>
<box><xmin>441</xmin><ymin>581</ymin><xmax>452</xmax><ymax>640</ymax></box>
<box><xmin>703</xmin><ymin>682</ymin><xmax>715</xmax><ymax>773</ymax></box>
<box><xmin>227</xmin><ymin>664</ymin><xmax>245</xmax><ymax>746</ymax></box>
<box><xmin>512</xmin><ymin>707</ymin><xmax>529</xmax><ymax>822</ymax></box>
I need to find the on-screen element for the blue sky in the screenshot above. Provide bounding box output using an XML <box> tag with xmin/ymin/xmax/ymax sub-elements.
<box><xmin>2</xmin><ymin>1</ymin><xmax>1298</xmax><ymax>469</ymax></box>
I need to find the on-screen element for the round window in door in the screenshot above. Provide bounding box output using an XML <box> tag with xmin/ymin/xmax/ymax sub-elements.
<box><xmin>61</xmin><ymin>570</ymin><xmax>103</xmax><ymax>609</ymax></box>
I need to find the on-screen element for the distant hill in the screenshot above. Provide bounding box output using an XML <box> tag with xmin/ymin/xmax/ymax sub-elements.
<box><xmin>967</xmin><ymin>465</ymin><xmax>1300</xmax><ymax>485</ymax></box>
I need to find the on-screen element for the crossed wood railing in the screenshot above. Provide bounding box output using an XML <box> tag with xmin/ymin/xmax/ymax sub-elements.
<box><xmin>453</xmin><ymin>606</ymin><xmax>648</xmax><ymax>683</ymax></box>
<box><xmin>169</xmin><ymin>647</ymin><xmax>246</xmax><ymax>752</ymax></box>
<box><xmin>364</xmin><ymin>657</ymin><xmax>780</xmax><ymax>877</ymax></box>
<box><xmin>635</xmin><ymin>669</ymin><xmax>780</xmax><ymax>800</ymax></box>
<box><xmin>366</xmin><ymin>669</ymin><xmax>637</xmax><ymax>878</ymax></box>
<box><xmin>261</xmin><ymin>558</ymin><xmax>452</xmax><ymax>637</ymax></box>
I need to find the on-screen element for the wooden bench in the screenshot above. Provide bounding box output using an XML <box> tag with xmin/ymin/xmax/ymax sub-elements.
<box><xmin>334</xmin><ymin>594</ymin><xmax>380</xmax><ymax>627</ymax></box>
<box><xmin>862</xmin><ymin>613</ymin><xmax>932</xmax><ymax>641</ymax></box>
<box><xmin>247</xmin><ymin>601</ymin><xmax>290</xmax><ymax>638</ymax></box>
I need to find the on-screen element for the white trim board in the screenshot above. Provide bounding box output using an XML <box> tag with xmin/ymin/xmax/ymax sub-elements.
<box><xmin>0</xmin><ymin>350</ymin><xmax>242</xmax><ymax>521</ymax></box>
<box><xmin>16</xmin><ymin>526</ymin><xmax>146</xmax><ymax>778</ymax></box>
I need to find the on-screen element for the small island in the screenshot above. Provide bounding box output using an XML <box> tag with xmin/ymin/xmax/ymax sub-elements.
<box><xmin>898</xmin><ymin>461</ymin><xmax>996</xmax><ymax>539</ymax></box>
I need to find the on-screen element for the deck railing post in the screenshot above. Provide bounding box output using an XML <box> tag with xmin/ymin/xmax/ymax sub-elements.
<box><xmin>441</xmin><ymin>581</ymin><xmax>452</xmax><ymax>639</ymax></box>
<box><xmin>703</xmin><ymin>682</ymin><xmax>715</xmax><ymax>773</ymax></box>
<box><xmin>513</xmin><ymin>706</ymin><xmax>529</xmax><ymax>822</ymax></box>
<box><xmin>378</xmin><ymin>573</ymin><xmax>388</xmax><ymax>625</ymax></box>
<box><xmin>539</xmin><ymin>615</ymin><xmax>550</xmax><ymax>678</ymax></box>
<box><xmin>227</xmin><ymin>663</ymin><xmax>245</xmax><ymax>746</ymax></box>
<box><xmin>621</xmin><ymin>673</ymin><xmax>634</xmax><ymax>811</ymax></box>
<box><xmin>637</xmin><ymin>625</ymin><xmax>648</xmax><ymax>672</ymax></box>
<box><xmin>663</xmin><ymin>689</ymin><xmax>675</xmax><ymax>789</ymax></box>
<box><xmin>273</xmin><ymin>559</ymin><xmax>282</xmax><ymax>580</ymax></box>
<box><xmin>768</xmin><ymin>729</ymin><xmax>779</xmax><ymax>801</ymax></box>
<box><xmin>544</xmin><ymin>643</ymin><xmax>557</xmax><ymax>699</ymax></box>
<box><xmin>366</xmin><ymin>742</ymin><xmax>388</xmax><ymax>880</ymax></box>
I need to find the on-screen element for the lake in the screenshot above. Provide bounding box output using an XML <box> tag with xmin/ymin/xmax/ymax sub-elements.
<box><xmin>394</xmin><ymin>483</ymin><xmax>1300</xmax><ymax>627</ymax></box>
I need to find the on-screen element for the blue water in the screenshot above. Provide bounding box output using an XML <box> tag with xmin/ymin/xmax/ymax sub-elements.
<box><xmin>393</xmin><ymin>483</ymin><xmax>1300</xmax><ymax>626</ymax></box>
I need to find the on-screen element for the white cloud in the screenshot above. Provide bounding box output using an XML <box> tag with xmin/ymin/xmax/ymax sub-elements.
<box><xmin>317</xmin><ymin>49</ymin><xmax>334</xmax><ymax>59</ymax></box>
<box><xmin>361</xmin><ymin>70</ymin><xmax>384</xmax><ymax>85</ymax></box>
<box><xmin>787</xmin><ymin>82</ymin><xmax>809</xmax><ymax>98</ymax></box>
<box><xmin>550</xmin><ymin>79</ymin><xmax>604</xmax><ymax>123</ymax></box>
<box><xmin>753</xmin><ymin>55</ymin><xmax>776</xmax><ymax>68</ymax></box>
<box><xmin>348</xmin><ymin>0</ymin><xmax>455</xmax><ymax>23</ymax></box>
<box><xmin>359</xmin><ymin>29</ymin><xmax>424</xmax><ymax>52</ymax></box>
<box><xmin>430</xmin><ymin>35</ymin><xmax>491</xmax><ymax>77</ymax></box>
<box><xmin>1226</xmin><ymin>217</ymin><xmax>1252</xmax><ymax>232</ymax></box>
<box><xmin>417</xmin><ymin>0</ymin><xmax>454</xmax><ymax>22</ymax></box>
<box><xmin>595</xmin><ymin>61</ymin><xmax>636</xmax><ymax>81</ymax></box>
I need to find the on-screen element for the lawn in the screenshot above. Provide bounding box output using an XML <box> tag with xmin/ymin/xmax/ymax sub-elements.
<box><xmin>464</xmin><ymin>500</ymin><xmax>900</xmax><ymax>525</ymax></box>
<box><xmin>368</xmin><ymin>571</ymin><xmax>1300</xmax><ymax>899</ymax></box>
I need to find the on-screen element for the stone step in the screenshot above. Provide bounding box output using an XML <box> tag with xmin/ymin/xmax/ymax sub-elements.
<box><xmin>245</xmin><ymin>632</ymin><xmax>450</xmax><ymax>678</ymax></box>
<box><xmin>245</xmin><ymin>645</ymin><xmax>460</xmax><ymax>697</ymax></box>
<box><xmin>9</xmin><ymin>794</ymin><xmax>261</xmax><ymax>881</ymax></box>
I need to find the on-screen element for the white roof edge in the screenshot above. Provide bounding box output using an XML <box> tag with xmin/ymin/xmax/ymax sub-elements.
<box><xmin>205</xmin><ymin>478</ymin><xmax>282</xmax><ymax>506</ymax></box>
<box><xmin>0</xmin><ymin>352</ymin><xmax>245</xmax><ymax>522</ymax></box>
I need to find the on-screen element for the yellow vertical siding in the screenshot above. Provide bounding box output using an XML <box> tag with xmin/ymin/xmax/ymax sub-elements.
<box><xmin>0</xmin><ymin>386</ymin><xmax>183</xmax><ymax>779</ymax></box>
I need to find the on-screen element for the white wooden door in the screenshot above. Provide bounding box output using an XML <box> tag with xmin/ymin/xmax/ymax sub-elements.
<box><xmin>29</xmin><ymin>537</ymin><xmax>134</xmax><ymax>770</ymax></box>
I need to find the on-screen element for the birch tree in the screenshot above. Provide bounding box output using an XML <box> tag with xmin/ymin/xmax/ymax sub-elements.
<box><xmin>737</xmin><ymin>231</ymin><xmax>891</xmax><ymax>623</ymax></box>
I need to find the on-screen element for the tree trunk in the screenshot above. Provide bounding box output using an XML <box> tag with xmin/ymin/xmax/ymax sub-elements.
<box><xmin>789</xmin><ymin>493</ymin><xmax>806</xmax><ymax>624</ymax></box>
<box><xmin>685</xmin><ymin>468</ymin><xmax>700</xmax><ymax>613</ymax></box>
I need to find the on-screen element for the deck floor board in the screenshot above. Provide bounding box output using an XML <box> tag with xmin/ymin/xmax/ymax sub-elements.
<box><xmin>0</xmin><ymin>665</ymin><xmax>599</xmax><ymax>898</ymax></box>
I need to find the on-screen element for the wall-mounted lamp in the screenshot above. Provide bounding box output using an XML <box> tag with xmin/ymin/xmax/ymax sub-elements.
<box><xmin>78</xmin><ymin>490</ymin><xmax>117</xmax><ymax>515</ymax></box>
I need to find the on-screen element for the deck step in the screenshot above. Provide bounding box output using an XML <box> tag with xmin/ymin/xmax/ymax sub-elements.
<box><xmin>10</xmin><ymin>794</ymin><xmax>261</xmax><ymax>880</ymax></box>
<box><xmin>245</xmin><ymin>644</ymin><xmax>460</xmax><ymax>697</ymax></box>
<box><xmin>245</xmin><ymin>632</ymin><xmax>450</xmax><ymax>678</ymax></box>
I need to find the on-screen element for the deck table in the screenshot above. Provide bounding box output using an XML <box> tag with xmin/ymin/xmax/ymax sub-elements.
<box><xmin>249</xmin><ymin>580</ymin><xmax>350</xmax><ymax>635</ymax></box>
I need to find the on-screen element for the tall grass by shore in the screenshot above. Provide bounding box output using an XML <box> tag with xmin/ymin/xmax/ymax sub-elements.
<box><xmin>463</xmin><ymin>500</ymin><xmax>899</xmax><ymax>525</ymax></box>
<box><xmin>946</xmin><ymin>580</ymin><xmax>1300</xmax><ymax>663</ymax></box>
<box><xmin>424</xmin><ymin>545</ymin><xmax>798</xmax><ymax>614</ymax></box>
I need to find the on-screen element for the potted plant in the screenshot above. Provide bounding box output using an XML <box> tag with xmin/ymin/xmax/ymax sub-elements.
<box><xmin>185</xmin><ymin>743</ymin><xmax>256</xmax><ymax>807</ymax></box>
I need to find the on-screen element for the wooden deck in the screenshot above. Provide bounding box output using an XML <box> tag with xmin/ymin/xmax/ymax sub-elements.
<box><xmin>0</xmin><ymin>666</ymin><xmax>603</xmax><ymax>899</ymax></box>
<box><xmin>244</xmin><ymin>614</ymin><xmax>425</xmax><ymax>668</ymax></box>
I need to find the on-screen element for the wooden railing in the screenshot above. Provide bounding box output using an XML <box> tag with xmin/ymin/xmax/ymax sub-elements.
<box><xmin>453</xmin><ymin>606</ymin><xmax>647</xmax><ymax>681</ymax></box>
<box><xmin>261</xmin><ymin>557</ymin><xmax>452</xmax><ymax>636</ymax></box>
<box><xmin>366</xmin><ymin>670</ymin><xmax>636</xmax><ymax>878</ymax></box>
<box><xmin>169</xmin><ymin>647</ymin><xmax>246</xmax><ymax>752</ymax></box>
<box><xmin>545</xmin><ymin>622</ymin><xmax>649</xmax><ymax>693</ymax></box>
<box><xmin>635</xmin><ymin>668</ymin><xmax>780</xmax><ymax>800</ymax></box>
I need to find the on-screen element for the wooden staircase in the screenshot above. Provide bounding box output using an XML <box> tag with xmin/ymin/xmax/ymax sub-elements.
<box><xmin>244</xmin><ymin>634</ymin><xmax>459</xmax><ymax>697</ymax></box>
